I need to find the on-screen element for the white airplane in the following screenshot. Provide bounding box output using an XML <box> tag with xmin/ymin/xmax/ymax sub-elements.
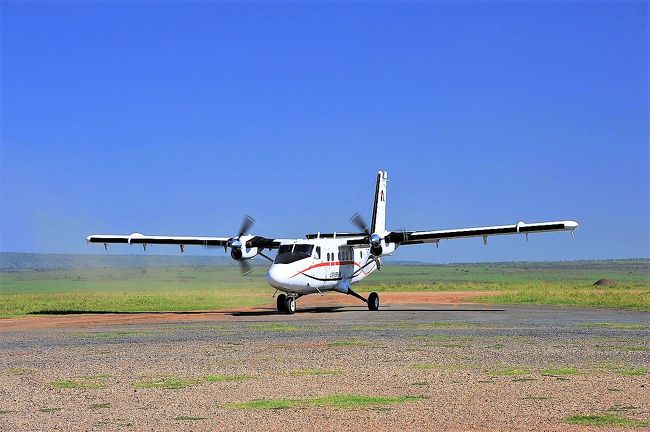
<box><xmin>87</xmin><ymin>170</ymin><xmax>578</xmax><ymax>314</ymax></box>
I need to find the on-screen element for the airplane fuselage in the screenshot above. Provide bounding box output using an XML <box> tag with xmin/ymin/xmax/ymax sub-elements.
<box><xmin>265</xmin><ymin>237</ymin><xmax>395</xmax><ymax>295</ymax></box>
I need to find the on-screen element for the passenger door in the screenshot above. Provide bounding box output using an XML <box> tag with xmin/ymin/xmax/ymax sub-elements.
<box><xmin>310</xmin><ymin>246</ymin><xmax>325</xmax><ymax>289</ymax></box>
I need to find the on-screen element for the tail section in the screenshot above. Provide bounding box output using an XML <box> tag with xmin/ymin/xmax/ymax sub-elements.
<box><xmin>371</xmin><ymin>170</ymin><xmax>388</xmax><ymax>233</ymax></box>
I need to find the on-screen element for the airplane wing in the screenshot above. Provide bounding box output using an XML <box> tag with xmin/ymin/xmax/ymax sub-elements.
<box><xmin>385</xmin><ymin>220</ymin><xmax>578</xmax><ymax>245</ymax></box>
<box><xmin>86</xmin><ymin>233</ymin><xmax>282</xmax><ymax>250</ymax></box>
<box><xmin>347</xmin><ymin>220</ymin><xmax>578</xmax><ymax>246</ymax></box>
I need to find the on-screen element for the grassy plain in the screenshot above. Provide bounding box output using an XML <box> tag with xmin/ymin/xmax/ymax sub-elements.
<box><xmin>0</xmin><ymin>259</ymin><xmax>648</xmax><ymax>317</ymax></box>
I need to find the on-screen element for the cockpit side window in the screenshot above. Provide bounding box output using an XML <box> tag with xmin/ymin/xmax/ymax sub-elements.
<box><xmin>314</xmin><ymin>246</ymin><xmax>321</xmax><ymax>259</ymax></box>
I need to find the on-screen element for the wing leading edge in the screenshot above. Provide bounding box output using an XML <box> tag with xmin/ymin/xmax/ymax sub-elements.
<box><xmin>386</xmin><ymin>220</ymin><xmax>578</xmax><ymax>245</ymax></box>
<box><xmin>86</xmin><ymin>233</ymin><xmax>282</xmax><ymax>249</ymax></box>
<box><xmin>347</xmin><ymin>220</ymin><xmax>578</xmax><ymax>246</ymax></box>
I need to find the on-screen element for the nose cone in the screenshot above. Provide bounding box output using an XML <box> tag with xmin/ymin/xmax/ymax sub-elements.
<box><xmin>266</xmin><ymin>264</ymin><xmax>287</xmax><ymax>289</ymax></box>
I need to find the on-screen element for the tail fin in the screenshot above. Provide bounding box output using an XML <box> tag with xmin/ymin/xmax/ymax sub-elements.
<box><xmin>371</xmin><ymin>170</ymin><xmax>388</xmax><ymax>233</ymax></box>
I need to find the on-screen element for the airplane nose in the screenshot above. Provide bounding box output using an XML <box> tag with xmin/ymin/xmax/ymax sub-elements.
<box><xmin>266</xmin><ymin>265</ymin><xmax>285</xmax><ymax>289</ymax></box>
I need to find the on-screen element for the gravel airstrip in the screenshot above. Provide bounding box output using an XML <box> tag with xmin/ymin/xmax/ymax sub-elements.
<box><xmin>1</xmin><ymin>298</ymin><xmax>648</xmax><ymax>431</ymax></box>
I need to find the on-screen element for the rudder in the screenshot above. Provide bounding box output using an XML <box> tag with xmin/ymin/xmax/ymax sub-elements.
<box><xmin>371</xmin><ymin>170</ymin><xmax>388</xmax><ymax>233</ymax></box>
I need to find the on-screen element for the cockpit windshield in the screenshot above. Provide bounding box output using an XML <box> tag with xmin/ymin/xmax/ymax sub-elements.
<box><xmin>274</xmin><ymin>244</ymin><xmax>314</xmax><ymax>264</ymax></box>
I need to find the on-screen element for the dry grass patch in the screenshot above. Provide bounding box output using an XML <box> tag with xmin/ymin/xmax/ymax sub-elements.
<box><xmin>249</xmin><ymin>323</ymin><xmax>304</xmax><ymax>332</ymax></box>
<box><xmin>489</xmin><ymin>367</ymin><xmax>532</xmax><ymax>377</ymax></box>
<box><xmin>39</xmin><ymin>407</ymin><xmax>62</xmax><ymax>413</ymax></box>
<box><xmin>410</xmin><ymin>363</ymin><xmax>477</xmax><ymax>371</ymax></box>
<box><xmin>204</xmin><ymin>374</ymin><xmax>250</xmax><ymax>382</ymax></box>
<box><xmin>598</xmin><ymin>364</ymin><xmax>648</xmax><ymax>376</ymax></box>
<box><xmin>565</xmin><ymin>414</ymin><xmax>649</xmax><ymax>427</ymax></box>
<box><xmin>133</xmin><ymin>374</ymin><xmax>250</xmax><ymax>389</ymax></box>
<box><xmin>73</xmin><ymin>330</ymin><xmax>155</xmax><ymax>339</ymax></box>
<box><xmin>328</xmin><ymin>339</ymin><xmax>367</xmax><ymax>347</ymax></box>
<box><xmin>289</xmin><ymin>369</ymin><xmax>341</xmax><ymax>376</ymax></box>
<box><xmin>133</xmin><ymin>377</ymin><xmax>199</xmax><ymax>389</ymax></box>
<box><xmin>9</xmin><ymin>367</ymin><xmax>35</xmax><ymax>375</ymax></box>
<box><xmin>51</xmin><ymin>374</ymin><xmax>111</xmax><ymax>389</ymax></box>
<box><xmin>578</xmin><ymin>322</ymin><xmax>649</xmax><ymax>330</ymax></box>
<box><xmin>225</xmin><ymin>395</ymin><xmax>426</xmax><ymax>410</ymax></box>
<box><xmin>542</xmin><ymin>367</ymin><xmax>581</xmax><ymax>376</ymax></box>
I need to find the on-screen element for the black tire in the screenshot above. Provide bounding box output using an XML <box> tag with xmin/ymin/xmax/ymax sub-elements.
<box><xmin>276</xmin><ymin>294</ymin><xmax>287</xmax><ymax>312</ymax></box>
<box><xmin>284</xmin><ymin>297</ymin><xmax>296</xmax><ymax>315</ymax></box>
<box><xmin>368</xmin><ymin>292</ymin><xmax>380</xmax><ymax>311</ymax></box>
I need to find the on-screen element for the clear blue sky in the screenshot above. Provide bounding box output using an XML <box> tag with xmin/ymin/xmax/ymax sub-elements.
<box><xmin>1</xmin><ymin>1</ymin><xmax>648</xmax><ymax>263</ymax></box>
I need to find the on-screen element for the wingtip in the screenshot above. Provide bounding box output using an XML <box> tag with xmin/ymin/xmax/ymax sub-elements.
<box><xmin>565</xmin><ymin>221</ymin><xmax>579</xmax><ymax>230</ymax></box>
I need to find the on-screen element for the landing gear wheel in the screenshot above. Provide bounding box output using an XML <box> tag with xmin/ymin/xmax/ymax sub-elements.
<box><xmin>276</xmin><ymin>294</ymin><xmax>287</xmax><ymax>313</ymax></box>
<box><xmin>368</xmin><ymin>292</ymin><xmax>380</xmax><ymax>311</ymax></box>
<box><xmin>284</xmin><ymin>296</ymin><xmax>296</xmax><ymax>315</ymax></box>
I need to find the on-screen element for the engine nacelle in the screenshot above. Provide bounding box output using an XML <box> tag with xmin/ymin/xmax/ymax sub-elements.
<box><xmin>231</xmin><ymin>246</ymin><xmax>258</xmax><ymax>260</ymax></box>
<box><xmin>371</xmin><ymin>240</ymin><xmax>396</xmax><ymax>257</ymax></box>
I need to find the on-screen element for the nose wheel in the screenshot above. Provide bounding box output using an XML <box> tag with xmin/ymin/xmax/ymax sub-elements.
<box><xmin>276</xmin><ymin>293</ymin><xmax>287</xmax><ymax>312</ymax></box>
<box><xmin>276</xmin><ymin>293</ymin><xmax>296</xmax><ymax>314</ymax></box>
<box><xmin>284</xmin><ymin>296</ymin><xmax>296</xmax><ymax>314</ymax></box>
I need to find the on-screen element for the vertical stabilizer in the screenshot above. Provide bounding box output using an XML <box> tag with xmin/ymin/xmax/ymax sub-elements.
<box><xmin>371</xmin><ymin>170</ymin><xmax>388</xmax><ymax>233</ymax></box>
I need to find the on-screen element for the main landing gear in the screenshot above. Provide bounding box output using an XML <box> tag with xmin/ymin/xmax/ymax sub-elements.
<box><xmin>276</xmin><ymin>293</ymin><xmax>297</xmax><ymax>315</ymax></box>
<box><xmin>367</xmin><ymin>292</ymin><xmax>380</xmax><ymax>311</ymax></box>
<box><xmin>276</xmin><ymin>290</ymin><xmax>379</xmax><ymax>314</ymax></box>
<box><xmin>346</xmin><ymin>288</ymin><xmax>380</xmax><ymax>311</ymax></box>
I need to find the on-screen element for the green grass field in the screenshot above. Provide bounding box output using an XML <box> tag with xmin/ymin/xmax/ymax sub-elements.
<box><xmin>0</xmin><ymin>259</ymin><xmax>648</xmax><ymax>317</ymax></box>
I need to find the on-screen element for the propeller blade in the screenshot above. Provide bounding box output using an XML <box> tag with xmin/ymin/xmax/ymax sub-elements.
<box><xmin>350</xmin><ymin>213</ymin><xmax>371</xmax><ymax>236</ymax></box>
<box><xmin>238</xmin><ymin>215</ymin><xmax>255</xmax><ymax>237</ymax></box>
<box><xmin>239</xmin><ymin>259</ymin><xmax>253</xmax><ymax>276</ymax></box>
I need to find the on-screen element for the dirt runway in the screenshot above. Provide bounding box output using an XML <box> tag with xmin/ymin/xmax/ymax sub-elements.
<box><xmin>0</xmin><ymin>299</ymin><xmax>648</xmax><ymax>431</ymax></box>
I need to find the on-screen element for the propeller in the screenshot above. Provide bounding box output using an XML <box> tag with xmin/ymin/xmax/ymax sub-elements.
<box><xmin>350</xmin><ymin>212</ymin><xmax>370</xmax><ymax>236</ymax></box>
<box><xmin>349</xmin><ymin>213</ymin><xmax>383</xmax><ymax>270</ymax></box>
<box><xmin>227</xmin><ymin>215</ymin><xmax>256</xmax><ymax>276</ymax></box>
<box><xmin>238</xmin><ymin>215</ymin><xmax>255</xmax><ymax>238</ymax></box>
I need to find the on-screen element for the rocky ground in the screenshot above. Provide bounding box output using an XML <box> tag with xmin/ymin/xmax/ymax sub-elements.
<box><xmin>0</xmin><ymin>301</ymin><xmax>648</xmax><ymax>431</ymax></box>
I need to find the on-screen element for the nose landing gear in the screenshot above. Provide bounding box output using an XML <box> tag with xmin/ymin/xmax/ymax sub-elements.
<box><xmin>276</xmin><ymin>293</ymin><xmax>287</xmax><ymax>312</ymax></box>
<box><xmin>284</xmin><ymin>296</ymin><xmax>296</xmax><ymax>314</ymax></box>
<box><xmin>276</xmin><ymin>293</ymin><xmax>297</xmax><ymax>314</ymax></box>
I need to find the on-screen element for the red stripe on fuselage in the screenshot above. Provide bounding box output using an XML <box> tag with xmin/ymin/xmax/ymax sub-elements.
<box><xmin>290</xmin><ymin>261</ymin><xmax>359</xmax><ymax>278</ymax></box>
